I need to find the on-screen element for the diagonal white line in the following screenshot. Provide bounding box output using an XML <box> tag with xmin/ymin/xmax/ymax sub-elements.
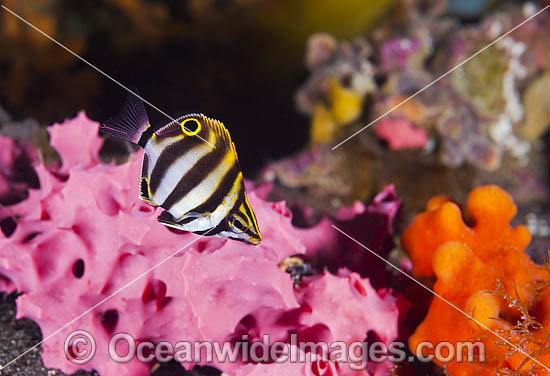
<box><xmin>331</xmin><ymin>5</ymin><xmax>550</xmax><ymax>151</ymax></box>
<box><xmin>0</xmin><ymin>229</ymin><xmax>212</xmax><ymax>372</ymax></box>
<box><xmin>331</xmin><ymin>225</ymin><xmax>550</xmax><ymax>371</ymax></box>
<box><xmin>0</xmin><ymin>5</ymin><xmax>216</xmax><ymax>149</ymax></box>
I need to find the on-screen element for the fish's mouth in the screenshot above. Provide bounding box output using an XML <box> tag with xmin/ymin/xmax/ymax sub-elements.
<box><xmin>248</xmin><ymin>237</ymin><xmax>261</xmax><ymax>245</ymax></box>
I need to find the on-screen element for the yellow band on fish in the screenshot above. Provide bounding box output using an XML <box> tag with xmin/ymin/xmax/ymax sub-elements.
<box><xmin>181</xmin><ymin>118</ymin><xmax>201</xmax><ymax>136</ymax></box>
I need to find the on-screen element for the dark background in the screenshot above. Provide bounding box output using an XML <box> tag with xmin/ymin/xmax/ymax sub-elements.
<box><xmin>0</xmin><ymin>0</ymin><xmax>507</xmax><ymax>176</ymax></box>
<box><xmin>0</xmin><ymin>0</ymin><xmax>399</xmax><ymax>175</ymax></box>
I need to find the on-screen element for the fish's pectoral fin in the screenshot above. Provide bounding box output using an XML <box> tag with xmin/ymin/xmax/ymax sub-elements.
<box><xmin>139</xmin><ymin>178</ymin><xmax>156</xmax><ymax>206</ymax></box>
<box><xmin>139</xmin><ymin>155</ymin><xmax>157</xmax><ymax>206</ymax></box>
<box><xmin>179</xmin><ymin>212</ymin><xmax>203</xmax><ymax>221</ymax></box>
<box><xmin>101</xmin><ymin>92</ymin><xmax>150</xmax><ymax>145</ymax></box>
<box><xmin>179</xmin><ymin>211</ymin><xmax>214</xmax><ymax>226</ymax></box>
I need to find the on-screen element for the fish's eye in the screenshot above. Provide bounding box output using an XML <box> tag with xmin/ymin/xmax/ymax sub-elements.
<box><xmin>228</xmin><ymin>213</ymin><xmax>248</xmax><ymax>233</ymax></box>
<box><xmin>180</xmin><ymin>118</ymin><xmax>201</xmax><ymax>136</ymax></box>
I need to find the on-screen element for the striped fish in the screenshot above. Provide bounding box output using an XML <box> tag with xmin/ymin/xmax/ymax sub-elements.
<box><xmin>101</xmin><ymin>95</ymin><xmax>262</xmax><ymax>245</ymax></box>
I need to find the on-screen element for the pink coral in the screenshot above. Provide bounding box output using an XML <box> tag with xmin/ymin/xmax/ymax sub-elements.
<box><xmin>374</xmin><ymin>117</ymin><xmax>428</xmax><ymax>150</ymax></box>
<box><xmin>0</xmin><ymin>113</ymin><xmax>401</xmax><ymax>376</ymax></box>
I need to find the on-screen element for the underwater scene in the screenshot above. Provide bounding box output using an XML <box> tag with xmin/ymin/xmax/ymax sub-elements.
<box><xmin>0</xmin><ymin>0</ymin><xmax>549</xmax><ymax>375</ymax></box>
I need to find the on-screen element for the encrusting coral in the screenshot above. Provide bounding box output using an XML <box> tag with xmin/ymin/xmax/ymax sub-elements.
<box><xmin>294</xmin><ymin>3</ymin><xmax>550</xmax><ymax>171</ymax></box>
<box><xmin>401</xmin><ymin>185</ymin><xmax>550</xmax><ymax>375</ymax></box>
<box><xmin>262</xmin><ymin>3</ymin><xmax>550</xmax><ymax>225</ymax></box>
<box><xmin>0</xmin><ymin>113</ymin><xmax>402</xmax><ymax>376</ymax></box>
<box><xmin>295</xmin><ymin>33</ymin><xmax>376</xmax><ymax>144</ymax></box>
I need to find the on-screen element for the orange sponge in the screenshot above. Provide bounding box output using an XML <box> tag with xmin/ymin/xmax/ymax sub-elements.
<box><xmin>402</xmin><ymin>185</ymin><xmax>550</xmax><ymax>375</ymax></box>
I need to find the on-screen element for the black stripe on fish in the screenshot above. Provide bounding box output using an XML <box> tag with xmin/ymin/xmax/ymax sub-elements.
<box><xmin>161</xmin><ymin>140</ymin><xmax>227</xmax><ymax>210</ymax></box>
<box><xmin>187</xmin><ymin>163</ymin><xmax>241</xmax><ymax>215</ymax></box>
<box><xmin>138</xmin><ymin>127</ymin><xmax>156</xmax><ymax>148</ymax></box>
<box><xmin>193</xmin><ymin>192</ymin><xmax>246</xmax><ymax>237</ymax></box>
<box><xmin>148</xmin><ymin>128</ymin><xmax>210</xmax><ymax>194</ymax></box>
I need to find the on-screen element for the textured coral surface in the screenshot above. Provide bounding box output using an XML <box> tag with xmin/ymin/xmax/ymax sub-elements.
<box><xmin>374</xmin><ymin>118</ymin><xmax>427</xmax><ymax>150</ymax></box>
<box><xmin>0</xmin><ymin>114</ymin><xmax>401</xmax><ymax>376</ymax></box>
<box><xmin>402</xmin><ymin>186</ymin><xmax>550</xmax><ymax>375</ymax></box>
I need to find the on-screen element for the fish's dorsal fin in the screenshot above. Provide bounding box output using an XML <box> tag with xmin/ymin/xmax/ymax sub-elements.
<box><xmin>202</xmin><ymin>115</ymin><xmax>238</xmax><ymax>157</ymax></box>
<box><xmin>155</xmin><ymin>113</ymin><xmax>202</xmax><ymax>138</ymax></box>
<box><xmin>154</xmin><ymin>113</ymin><xmax>238</xmax><ymax>157</ymax></box>
<box><xmin>101</xmin><ymin>94</ymin><xmax>150</xmax><ymax>145</ymax></box>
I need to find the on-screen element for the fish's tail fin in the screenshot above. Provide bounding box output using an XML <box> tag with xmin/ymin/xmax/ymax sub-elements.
<box><xmin>101</xmin><ymin>93</ymin><xmax>150</xmax><ymax>145</ymax></box>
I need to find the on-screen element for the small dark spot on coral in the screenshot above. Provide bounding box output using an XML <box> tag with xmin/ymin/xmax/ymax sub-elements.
<box><xmin>100</xmin><ymin>309</ymin><xmax>119</xmax><ymax>334</ymax></box>
<box><xmin>73</xmin><ymin>259</ymin><xmax>85</xmax><ymax>278</ymax></box>
<box><xmin>40</xmin><ymin>210</ymin><xmax>51</xmax><ymax>220</ymax></box>
<box><xmin>52</xmin><ymin>171</ymin><xmax>69</xmax><ymax>182</ymax></box>
<box><xmin>353</xmin><ymin>279</ymin><xmax>367</xmax><ymax>296</ymax></box>
<box><xmin>0</xmin><ymin>217</ymin><xmax>17</xmax><ymax>237</ymax></box>
<box><xmin>135</xmin><ymin>337</ymin><xmax>154</xmax><ymax>358</ymax></box>
<box><xmin>138</xmin><ymin>205</ymin><xmax>152</xmax><ymax>213</ymax></box>
<box><xmin>0</xmin><ymin>273</ymin><xmax>12</xmax><ymax>287</ymax></box>
<box><xmin>151</xmin><ymin>361</ymin><xmax>222</xmax><ymax>376</ymax></box>
<box><xmin>238</xmin><ymin>314</ymin><xmax>257</xmax><ymax>333</ymax></box>
<box><xmin>277</xmin><ymin>306</ymin><xmax>308</xmax><ymax>326</ymax></box>
<box><xmin>364</xmin><ymin>330</ymin><xmax>381</xmax><ymax>347</ymax></box>
<box><xmin>101</xmin><ymin>283</ymin><xmax>111</xmax><ymax>294</ymax></box>
<box><xmin>142</xmin><ymin>279</ymin><xmax>168</xmax><ymax>309</ymax></box>
<box><xmin>157</xmin><ymin>296</ymin><xmax>172</xmax><ymax>310</ymax></box>
<box><xmin>66</xmin><ymin>343</ymin><xmax>80</xmax><ymax>362</ymax></box>
<box><xmin>295</xmin><ymin>323</ymin><xmax>330</xmax><ymax>344</ymax></box>
<box><xmin>22</xmin><ymin>232</ymin><xmax>41</xmax><ymax>243</ymax></box>
<box><xmin>196</xmin><ymin>240</ymin><xmax>208</xmax><ymax>253</ymax></box>
<box><xmin>71</xmin><ymin>224</ymin><xmax>83</xmax><ymax>236</ymax></box>
<box><xmin>141</xmin><ymin>285</ymin><xmax>154</xmax><ymax>303</ymax></box>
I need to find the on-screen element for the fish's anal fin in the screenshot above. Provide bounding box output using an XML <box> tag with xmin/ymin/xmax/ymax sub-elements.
<box><xmin>157</xmin><ymin>210</ymin><xmax>180</xmax><ymax>227</ymax></box>
<box><xmin>157</xmin><ymin>210</ymin><xmax>214</xmax><ymax>232</ymax></box>
<box><xmin>101</xmin><ymin>93</ymin><xmax>150</xmax><ymax>145</ymax></box>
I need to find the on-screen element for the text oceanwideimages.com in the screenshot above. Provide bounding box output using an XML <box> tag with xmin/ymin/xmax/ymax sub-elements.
<box><xmin>65</xmin><ymin>330</ymin><xmax>486</xmax><ymax>370</ymax></box>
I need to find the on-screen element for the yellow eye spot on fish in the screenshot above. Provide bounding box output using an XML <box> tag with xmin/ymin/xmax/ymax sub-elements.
<box><xmin>101</xmin><ymin>94</ymin><xmax>262</xmax><ymax>245</ymax></box>
<box><xmin>181</xmin><ymin>118</ymin><xmax>201</xmax><ymax>136</ymax></box>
